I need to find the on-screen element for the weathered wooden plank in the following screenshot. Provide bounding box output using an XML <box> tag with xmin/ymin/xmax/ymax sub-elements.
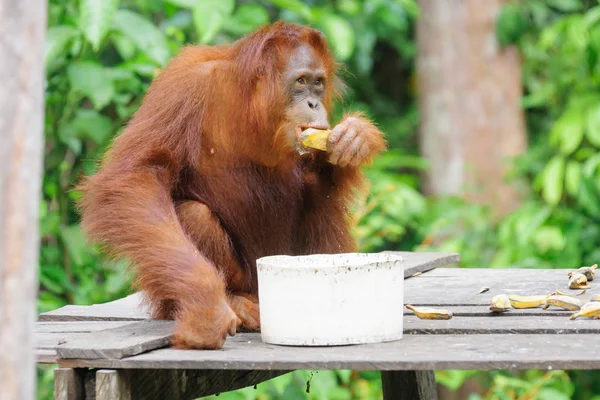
<box><xmin>54</xmin><ymin>368</ymin><xmax>84</xmax><ymax>400</ymax></box>
<box><xmin>56</xmin><ymin>321</ymin><xmax>174</xmax><ymax>360</ymax></box>
<box><xmin>382</xmin><ymin>371</ymin><xmax>437</xmax><ymax>400</ymax></box>
<box><xmin>96</xmin><ymin>370</ymin><xmax>131</xmax><ymax>400</ymax></box>
<box><xmin>57</xmin><ymin>332</ymin><xmax>600</xmax><ymax>371</ymax></box>
<box><xmin>35</xmin><ymin>321</ymin><xmax>134</xmax><ymax>333</ymax></box>
<box><xmin>405</xmin><ymin>268</ymin><xmax>600</xmax><ymax>306</ymax></box>
<box><xmin>404</xmin><ymin>315</ymin><xmax>600</xmax><ymax>334</ymax></box>
<box><xmin>43</xmin><ymin>314</ymin><xmax>593</xmax><ymax>359</ymax></box>
<box><xmin>36</xmin><ymin>323</ymin><xmax>133</xmax><ymax>350</ymax></box>
<box><xmin>385</xmin><ymin>251</ymin><xmax>460</xmax><ymax>278</ymax></box>
<box><xmin>39</xmin><ymin>294</ymin><xmax>150</xmax><ymax>322</ymax></box>
<box><xmin>37</xmin><ymin>349</ymin><xmax>58</xmax><ymax>364</ymax></box>
<box><xmin>36</xmin><ymin>333</ymin><xmax>91</xmax><ymax>350</ymax></box>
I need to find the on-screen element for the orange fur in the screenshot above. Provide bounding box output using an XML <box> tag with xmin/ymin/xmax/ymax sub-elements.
<box><xmin>77</xmin><ymin>22</ymin><xmax>386</xmax><ymax>350</ymax></box>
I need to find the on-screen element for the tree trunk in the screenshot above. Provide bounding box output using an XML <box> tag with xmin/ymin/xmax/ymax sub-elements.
<box><xmin>0</xmin><ymin>1</ymin><xmax>46</xmax><ymax>399</ymax></box>
<box><xmin>417</xmin><ymin>0</ymin><xmax>527</xmax><ymax>216</ymax></box>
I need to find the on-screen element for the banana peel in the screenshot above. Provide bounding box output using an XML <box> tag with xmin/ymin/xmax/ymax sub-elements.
<box><xmin>406</xmin><ymin>305</ymin><xmax>453</xmax><ymax>320</ymax></box>
<box><xmin>570</xmin><ymin>301</ymin><xmax>600</xmax><ymax>320</ymax></box>
<box><xmin>299</xmin><ymin>128</ymin><xmax>331</xmax><ymax>151</ymax></box>
<box><xmin>553</xmin><ymin>289</ymin><xmax>587</xmax><ymax>297</ymax></box>
<box><xmin>490</xmin><ymin>294</ymin><xmax>512</xmax><ymax>313</ymax></box>
<box><xmin>577</xmin><ymin>264</ymin><xmax>597</xmax><ymax>281</ymax></box>
<box><xmin>568</xmin><ymin>271</ymin><xmax>591</xmax><ymax>290</ymax></box>
<box><xmin>542</xmin><ymin>295</ymin><xmax>582</xmax><ymax>311</ymax></box>
<box><xmin>507</xmin><ymin>294</ymin><xmax>548</xmax><ymax>309</ymax></box>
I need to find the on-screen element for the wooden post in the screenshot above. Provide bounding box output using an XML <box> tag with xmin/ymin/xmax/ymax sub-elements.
<box><xmin>382</xmin><ymin>370</ymin><xmax>438</xmax><ymax>400</ymax></box>
<box><xmin>0</xmin><ymin>1</ymin><xmax>47</xmax><ymax>400</ymax></box>
<box><xmin>54</xmin><ymin>368</ymin><xmax>85</xmax><ymax>400</ymax></box>
<box><xmin>96</xmin><ymin>370</ymin><xmax>132</xmax><ymax>400</ymax></box>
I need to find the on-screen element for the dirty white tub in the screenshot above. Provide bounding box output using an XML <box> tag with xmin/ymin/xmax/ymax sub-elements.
<box><xmin>256</xmin><ymin>253</ymin><xmax>404</xmax><ymax>346</ymax></box>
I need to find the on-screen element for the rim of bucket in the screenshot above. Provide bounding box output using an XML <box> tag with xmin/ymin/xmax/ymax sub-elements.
<box><xmin>256</xmin><ymin>252</ymin><xmax>404</xmax><ymax>272</ymax></box>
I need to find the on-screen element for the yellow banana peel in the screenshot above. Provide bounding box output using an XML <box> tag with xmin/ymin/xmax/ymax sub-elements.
<box><xmin>570</xmin><ymin>301</ymin><xmax>600</xmax><ymax>320</ymax></box>
<box><xmin>542</xmin><ymin>295</ymin><xmax>582</xmax><ymax>311</ymax></box>
<box><xmin>490</xmin><ymin>294</ymin><xmax>512</xmax><ymax>313</ymax></box>
<box><xmin>568</xmin><ymin>271</ymin><xmax>590</xmax><ymax>290</ymax></box>
<box><xmin>406</xmin><ymin>305</ymin><xmax>453</xmax><ymax>320</ymax></box>
<box><xmin>553</xmin><ymin>289</ymin><xmax>587</xmax><ymax>297</ymax></box>
<box><xmin>507</xmin><ymin>294</ymin><xmax>548</xmax><ymax>309</ymax></box>
<box><xmin>577</xmin><ymin>264</ymin><xmax>597</xmax><ymax>281</ymax></box>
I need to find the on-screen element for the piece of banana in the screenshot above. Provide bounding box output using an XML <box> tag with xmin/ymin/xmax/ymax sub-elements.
<box><xmin>542</xmin><ymin>295</ymin><xmax>582</xmax><ymax>311</ymax></box>
<box><xmin>405</xmin><ymin>305</ymin><xmax>453</xmax><ymax>320</ymax></box>
<box><xmin>507</xmin><ymin>294</ymin><xmax>548</xmax><ymax>309</ymax></box>
<box><xmin>553</xmin><ymin>289</ymin><xmax>587</xmax><ymax>297</ymax></box>
<box><xmin>570</xmin><ymin>301</ymin><xmax>600</xmax><ymax>320</ymax></box>
<box><xmin>568</xmin><ymin>271</ymin><xmax>591</xmax><ymax>289</ymax></box>
<box><xmin>299</xmin><ymin>128</ymin><xmax>331</xmax><ymax>151</ymax></box>
<box><xmin>577</xmin><ymin>264</ymin><xmax>597</xmax><ymax>281</ymax></box>
<box><xmin>591</xmin><ymin>295</ymin><xmax>600</xmax><ymax>302</ymax></box>
<box><xmin>489</xmin><ymin>294</ymin><xmax>512</xmax><ymax>313</ymax></box>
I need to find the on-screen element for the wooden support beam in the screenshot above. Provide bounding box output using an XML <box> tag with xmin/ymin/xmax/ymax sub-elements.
<box><xmin>96</xmin><ymin>370</ymin><xmax>132</xmax><ymax>400</ymax></box>
<box><xmin>0</xmin><ymin>1</ymin><xmax>47</xmax><ymax>399</ymax></box>
<box><xmin>382</xmin><ymin>370</ymin><xmax>438</xmax><ymax>400</ymax></box>
<box><xmin>82</xmin><ymin>369</ymin><xmax>287</xmax><ymax>400</ymax></box>
<box><xmin>54</xmin><ymin>368</ymin><xmax>85</xmax><ymax>400</ymax></box>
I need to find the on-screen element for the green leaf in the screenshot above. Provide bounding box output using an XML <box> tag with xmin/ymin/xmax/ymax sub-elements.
<box><xmin>223</xmin><ymin>4</ymin><xmax>269</xmax><ymax>36</ymax></box>
<box><xmin>435</xmin><ymin>370</ymin><xmax>479</xmax><ymax>392</ymax></box>
<box><xmin>535</xmin><ymin>226</ymin><xmax>566</xmax><ymax>252</ymax></box>
<box><xmin>164</xmin><ymin>0</ymin><xmax>196</xmax><ymax>8</ymax></box>
<box><xmin>112</xmin><ymin>33</ymin><xmax>136</xmax><ymax>61</ymax></box>
<box><xmin>45</xmin><ymin>26</ymin><xmax>78</xmax><ymax>68</ymax></box>
<box><xmin>579</xmin><ymin>174</ymin><xmax>600</xmax><ymax>216</ymax></box>
<box><xmin>113</xmin><ymin>9</ymin><xmax>171</xmax><ymax>66</ymax></box>
<box><xmin>547</xmin><ymin>0</ymin><xmax>581</xmax><ymax>12</ymax></box>
<box><xmin>586</xmin><ymin>104</ymin><xmax>600</xmax><ymax>147</ymax></box>
<box><xmin>536</xmin><ymin>388</ymin><xmax>571</xmax><ymax>400</ymax></box>
<box><xmin>282</xmin><ymin>381</ymin><xmax>306</xmax><ymax>400</ymax></box>
<box><xmin>58</xmin><ymin>225</ymin><xmax>89</xmax><ymax>267</ymax></box>
<box><xmin>263</xmin><ymin>0</ymin><xmax>313</xmax><ymax>20</ymax></box>
<box><xmin>550</xmin><ymin>109</ymin><xmax>584</xmax><ymax>154</ymax></box>
<box><xmin>193</xmin><ymin>0</ymin><xmax>235</xmax><ymax>44</ymax></box>
<box><xmin>70</xmin><ymin>109</ymin><xmax>113</xmax><ymax>144</ymax></box>
<box><xmin>79</xmin><ymin>0</ymin><xmax>120</xmax><ymax>51</ymax></box>
<box><xmin>307</xmin><ymin>370</ymin><xmax>338</xmax><ymax>398</ymax></box>
<box><xmin>565</xmin><ymin>161</ymin><xmax>582</xmax><ymax>196</ymax></box>
<box><xmin>318</xmin><ymin>14</ymin><xmax>355</xmax><ymax>60</ymax></box>
<box><xmin>542</xmin><ymin>156</ymin><xmax>565</xmax><ymax>205</ymax></box>
<box><xmin>398</xmin><ymin>0</ymin><xmax>419</xmax><ymax>18</ymax></box>
<box><xmin>337</xmin><ymin>0</ymin><xmax>361</xmax><ymax>16</ymax></box>
<box><xmin>496</xmin><ymin>2</ymin><xmax>526</xmax><ymax>46</ymax></box>
<box><xmin>583</xmin><ymin>153</ymin><xmax>600</xmax><ymax>177</ymax></box>
<box><xmin>336</xmin><ymin>370</ymin><xmax>352</xmax><ymax>385</ymax></box>
<box><xmin>67</xmin><ymin>61</ymin><xmax>115</xmax><ymax>109</ymax></box>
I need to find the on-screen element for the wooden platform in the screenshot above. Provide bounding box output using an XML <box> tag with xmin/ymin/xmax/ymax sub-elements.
<box><xmin>36</xmin><ymin>251</ymin><xmax>600</xmax><ymax>400</ymax></box>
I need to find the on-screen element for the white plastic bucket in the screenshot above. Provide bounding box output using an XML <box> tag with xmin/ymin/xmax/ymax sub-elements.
<box><xmin>256</xmin><ymin>253</ymin><xmax>404</xmax><ymax>346</ymax></box>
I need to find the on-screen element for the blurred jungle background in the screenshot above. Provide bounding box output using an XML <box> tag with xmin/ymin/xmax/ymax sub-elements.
<box><xmin>38</xmin><ymin>0</ymin><xmax>600</xmax><ymax>398</ymax></box>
